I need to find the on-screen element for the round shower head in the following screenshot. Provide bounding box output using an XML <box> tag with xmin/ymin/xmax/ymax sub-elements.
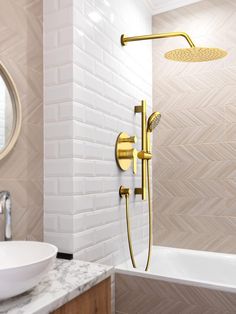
<box><xmin>147</xmin><ymin>112</ymin><xmax>161</xmax><ymax>132</ymax></box>
<box><xmin>164</xmin><ymin>47</ymin><xmax>227</xmax><ymax>62</ymax></box>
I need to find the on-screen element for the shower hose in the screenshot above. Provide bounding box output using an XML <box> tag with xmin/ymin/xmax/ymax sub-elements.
<box><xmin>124</xmin><ymin>159</ymin><xmax>152</xmax><ymax>271</ymax></box>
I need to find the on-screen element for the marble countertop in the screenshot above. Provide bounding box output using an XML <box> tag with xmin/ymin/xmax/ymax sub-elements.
<box><xmin>0</xmin><ymin>259</ymin><xmax>113</xmax><ymax>314</ymax></box>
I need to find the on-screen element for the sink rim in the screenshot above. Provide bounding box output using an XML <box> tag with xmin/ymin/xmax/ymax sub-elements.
<box><xmin>0</xmin><ymin>241</ymin><xmax>58</xmax><ymax>271</ymax></box>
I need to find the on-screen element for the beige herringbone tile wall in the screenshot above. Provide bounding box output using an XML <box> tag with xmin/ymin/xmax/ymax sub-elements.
<box><xmin>0</xmin><ymin>0</ymin><xmax>43</xmax><ymax>240</ymax></box>
<box><xmin>153</xmin><ymin>0</ymin><xmax>236</xmax><ymax>253</ymax></box>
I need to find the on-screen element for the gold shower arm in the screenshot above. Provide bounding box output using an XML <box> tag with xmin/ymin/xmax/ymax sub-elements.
<box><xmin>121</xmin><ymin>32</ymin><xmax>196</xmax><ymax>48</ymax></box>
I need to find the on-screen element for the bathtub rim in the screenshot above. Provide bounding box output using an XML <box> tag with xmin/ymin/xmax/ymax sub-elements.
<box><xmin>115</xmin><ymin>245</ymin><xmax>236</xmax><ymax>294</ymax></box>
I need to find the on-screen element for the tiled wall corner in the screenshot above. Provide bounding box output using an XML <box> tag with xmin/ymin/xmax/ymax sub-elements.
<box><xmin>44</xmin><ymin>0</ymin><xmax>152</xmax><ymax>265</ymax></box>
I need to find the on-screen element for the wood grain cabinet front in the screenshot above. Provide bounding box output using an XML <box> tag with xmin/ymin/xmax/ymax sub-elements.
<box><xmin>52</xmin><ymin>277</ymin><xmax>111</xmax><ymax>314</ymax></box>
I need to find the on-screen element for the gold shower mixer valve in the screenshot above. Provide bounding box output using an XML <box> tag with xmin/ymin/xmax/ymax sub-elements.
<box><xmin>115</xmin><ymin>132</ymin><xmax>137</xmax><ymax>174</ymax></box>
<box><xmin>118</xmin><ymin>148</ymin><xmax>137</xmax><ymax>174</ymax></box>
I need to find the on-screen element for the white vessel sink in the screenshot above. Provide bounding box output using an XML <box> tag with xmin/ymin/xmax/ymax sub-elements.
<box><xmin>0</xmin><ymin>241</ymin><xmax>58</xmax><ymax>300</ymax></box>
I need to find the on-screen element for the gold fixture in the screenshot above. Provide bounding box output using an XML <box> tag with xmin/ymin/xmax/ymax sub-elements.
<box><xmin>0</xmin><ymin>62</ymin><xmax>22</xmax><ymax>161</ymax></box>
<box><xmin>119</xmin><ymin>175</ymin><xmax>153</xmax><ymax>271</ymax></box>
<box><xmin>134</xmin><ymin>101</ymin><xmax>161</xmax><ymax>201</ymax></box>
<box><xmin>147</xmin><ymin>112</ymin><xmax>162</xmax><ymax>132</ymax></box>
<box><xmin>147</xmin><ymin>112</ymin><xmax>162</xmax><ymax>153</ymax></box>
<box><xmin>121</xmin><ymin>32</ymin><xmax>195</xmax><ymax>47</ymax></box>
<box><xmin>165</xmin><ymin>47</ymin><xmax>227</xmax><ymax>62</ymax></box>
<box><xmin>135</xmin><ymin>105</ymin><xmax>161</xmax><ymax>271</ymax></box>
<box><xmin>119</xmin><ymin>186</ymin><xmax>137</xmax><ymax>268</ymax></box>
<box><xmin>115</xmin><ymin>132</ymin><xmax>137</xmax><ymax>173</ymax></box>
<box><xmin>118</xmin><ymin>29</ymin><xmax>227</xmax><ymax>273</ymax></box>
<box><xmin>116</xmin><ymin>101</ymin><xmax>161</xmax><ymax>271</ymax></box>
<box><xmin>134</xmin><ymin>100</ymin><xmax>148</xmax><ymax>200</ymax></box>
<box><xmin>119</xmin><ymin>186</ymin><xmax>131</xmax><ymax>197</ymax></box>
<box><xmin>121</xmin><ymin>32</ymin><xmax>227</xmax><ymax>62</ymax></box>
<box><xmin>146</xmin><ymin>159</ymin><xmax>152</xmax><ymax>271</ymax></box>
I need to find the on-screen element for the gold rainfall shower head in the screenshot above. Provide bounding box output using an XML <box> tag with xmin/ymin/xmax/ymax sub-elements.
<box><xmin>147</xmin><ymin>112</ymin><xmax>161</xmax><ymax>132</ymax></box>
<box><xmin>121</xmin><ymin>32</ymin><xmax>227</xmax><ymax>62</ymax></box>
<box><xmin>165</xmin><ymin>47</ymin><xmax>227</xmax><ymax>62</ymax></box>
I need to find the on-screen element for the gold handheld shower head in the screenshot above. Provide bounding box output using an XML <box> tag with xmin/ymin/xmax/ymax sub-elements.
<box><xmin>146</xmin><ymin>112</ymin><xmax>161</xmax><ymax>154</ymax></box>
<box><xmin>147</xmin><ymin>112</ymin><xmax>161</xmax><ymax>132</ymax></box>
<box><xmin>165</xmin><ymin>47</ymin><xmax>227</xmax><ymax>62</ymax></box>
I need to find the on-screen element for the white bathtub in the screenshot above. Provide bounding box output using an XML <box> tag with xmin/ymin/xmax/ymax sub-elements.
<box><xmin>116</xmin><ymin>246</ymin><xmax>236</xmax><ymax>293</ymax></box>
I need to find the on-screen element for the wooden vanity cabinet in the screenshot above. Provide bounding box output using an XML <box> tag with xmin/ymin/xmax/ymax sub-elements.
<box><xmin>52</xmin><ymin>277</ymin><xmax>111</xmax><ymax>314</ymax></box>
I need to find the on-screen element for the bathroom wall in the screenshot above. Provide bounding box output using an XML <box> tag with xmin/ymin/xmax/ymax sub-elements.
<box><xmin>44</xmin><ymin>0</ymin><xmax>152</xmax><ymax>265</ymax></box>
<box><xmin>153</xmin><ymin>0</ymin><xmax>236</xmax><ymax>253</ymax></box>
<box><xmin>0</xmin><ymin>79</ymin><xmax>6</xmax><ymax>147</ymax></box>
<box><xmin>0</xmin><ymin>0</ymin><xmax>43</xmax><ymax>240</ymax></box>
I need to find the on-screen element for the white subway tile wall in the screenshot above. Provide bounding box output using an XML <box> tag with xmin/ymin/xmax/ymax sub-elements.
<box><xmin>44</xmin><ymin>0</ymin><xmax>152</xmax><ymax>266</ymax></box>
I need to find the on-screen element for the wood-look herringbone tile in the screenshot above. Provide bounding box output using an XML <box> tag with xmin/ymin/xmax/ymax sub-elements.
<box><xmin>153</xmin><ymin>0</ymin><xmax>236</xmax><ymax>253</ymax></box>
<box><xmin>0</xmin><ymin>0</ymin><xmax>43</xmax><ymax>241</ymax></box>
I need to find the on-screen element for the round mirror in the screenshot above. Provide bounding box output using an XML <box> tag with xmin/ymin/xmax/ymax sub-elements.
<box><xmin>0</xmin><ymin>63</ymin><xmax>21</xmax><ymax>160</ymax></box>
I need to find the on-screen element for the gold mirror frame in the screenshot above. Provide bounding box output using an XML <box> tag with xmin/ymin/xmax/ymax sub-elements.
<box><xmin>0</xmin><ymin>62</ymin><xmax>22</xmax><ymax>160</ymax></box>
